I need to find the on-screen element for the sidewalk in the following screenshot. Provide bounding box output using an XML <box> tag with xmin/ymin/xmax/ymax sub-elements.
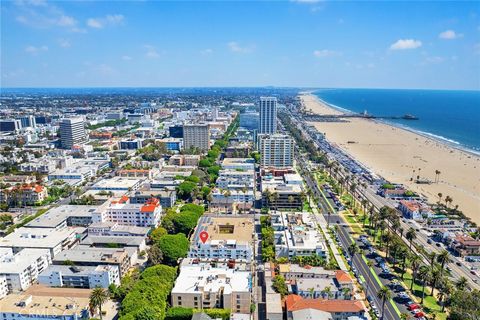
<box><xmin>309</xmin><ymin>198</ymin><xmax>348</xmax><ymax>271</ymax></box>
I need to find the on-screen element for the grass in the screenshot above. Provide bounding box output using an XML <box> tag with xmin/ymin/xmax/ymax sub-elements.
<box><xmin>402</xmin><ymin>272</ymin><xmax>446</xmax><ymax>320</ymax></box>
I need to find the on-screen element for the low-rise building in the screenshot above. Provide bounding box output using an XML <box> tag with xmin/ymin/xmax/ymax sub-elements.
<box><xmin>398</xmin><ymin>200</ymin><xmax>434</xmax><ymax>221</ymax></box>
<box><xmin>189</xmin><ymin>215</ymin><xmax>254</xmax><ymax>263</ymax></box>
<box><xmin>0</xmin><ymin>248</ymin><xmax>51</xmax><ymax>292</ymax></box>
<box><xmin>171</xmin><ymin>263</ymin><xmax>251</xmax><ymax>314</ymax></box>
<box><xmin>168</xmin><ymin>154</ymin><xmax>201</xmax><ymax>166</ymax></box>
<box><xmin>451</xmin><ymin>234</ymin><xmax>480</xmax><ymax>257</ymax></box>
<box><xmin>0</xmin><ymin>184</ymin><xmax>48</xmax><ymax>206</ymax></box>
<box><xmin>92</xmin><ymin>196</ymin><xmax>162</xmax><ymax>228</ymax></box>
<box><xmin>261</xmin><ymin>175</ymin><xmax>304</xmax><ymax>210</ymax></box>
<box><xmin>129</xmin><ymin>189</ymin><xmax>177</xmax><ymax>208</ymax></box>
<box><xmin>285</xmin><ymin>294</ymin><xmax>366</xmax><ymax>320</ymax></box>
<box><xmin>117</xmin><ymin>169</ymin><xmax>156</xmax><ymax>179</ymax></box>
<box><xmin>91</xmin><ymin>177</ymin><xmax>142</xmax><ymax>192</ymax></box>
<box><xmin>26</xmin><ymin>205</ymin><xmax>96</xmax><ymax>230</ymax></box>
<box><xmin>271</xmin><ymin>212</ymin><xmax>328</xmax><ymax>259</ymax></box>
<box><xmin>159</xmin><ymin>138</ymin><xmax>183</xmax><ymax>151</ymax></box>
<box><xmin>0</xmin><ymin>293</ymin><xmax>91</xmax><ymax>320</ymax></box>
<box><xmin>87</xmin><ymin>222</ymin><xmax>150</xmax><ymax>237</ymax></box>
<box><xmin>81</xmin><ymin>235</ymin><xmax>147</xmax><ymax>252</ymax></box>
<box><xmin>53</xmin><ymin>247</ymin><xmax>132</xmax><ymax>277</ymax></box>
<box><xmin>0</xmin><ymin>227</ymin><xmax>78</xmax><ymax>257</ymax></box>
<box><xmin>38</xmin><ymin>264</ymin><xmax>120</xmax><ymax>289</ymax></box>
<box><xmin>221</xmin><ymin>158</ymin><xmax>255</xmax><ymax>171</ymax></box>
<box><xmin>0</xmin><ymin>275</ymin><xmax>7</xmax><ymax>299</ymax></box>
<box><xmin>119</xmin><ymin>139</ymin><xmax>143</xmax><ymax>150</ymax></box>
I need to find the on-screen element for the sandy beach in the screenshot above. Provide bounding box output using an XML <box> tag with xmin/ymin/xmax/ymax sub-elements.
<box><xmin>301</xmin><ymin>93</ymin><xmax>480</xmax><ymax>224</ymax></box>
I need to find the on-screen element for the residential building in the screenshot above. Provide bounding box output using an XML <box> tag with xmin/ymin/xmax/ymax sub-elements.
<box><xmin>129</xmin><ymin>189</ymin><xmax>177</xmax><ymax>208</ymax></box>
<box><xmin>59</xmin><ymin>118</ymin><xmax>86</xmax><ymax>149</ymax></box>
<box><xmin>26</xmin><ymin>205</ymin><xmax>96</xmax><ymax>230</ymax></box>
<box><xmin>0</xmin><ymin>293</ymin><xmax>91</xmax><ymax>320</ymax></box>
<box><xmin>0</xmin><ymin>184</ymin><xmax>48</xmax><ymax>206</ymax></box>
<box><xmin>91</xmin><ymin>177</ymin><xmax>142</xmax><ymax>192</ymax></box>
<box><xmin>285</xmin><ymin>295</ymin><xmax>366</xmax><ymax>320</ymax></box>
<box><xmin>398</xmin><ymin>200</ymin><xmax>434</xmax><ymax>221</ymax></box>
<box><xmin>87</xmin><ymin>222</ymin><xmax>150</xmax><ymax>237</ymax></box>
<box><xmin>0</xmin><ymin>248</ymin><xmax>52</xmax><ymax>292</ymax></box>
<box><xmin>0</xmin><ymin>227</ymin><xmax>78</xmax><ymax>257</ymax></box>
<box><xmin>159</xmin><ymin>137</ymin><xmax>183</xmax><ymax>151</ymax></box>
<box><xmin>271</xmin><ymin>211</ymin><xmax>328</xmax><ymax>259</ymax></box>
<box><xmin>259</xmin><ymin>97</ymin><xmax>277</xmax><ymax>134</ymax></box>
<box><xmin>259</xmin><ymin>134</ymin><xmax>294</xmax><ymax>169</ymax></box>
<box><xmin>451</xmin><ymin>234</ymin><xmax>480</xmax><ymax>257</ymax></box>
<box><xmin>119</xmin><ymin>139</ymin><xmax>143</xmax><ymax>150</ymax></box>
<box><xmin>221</xmin><ymin>158</ymin><xmax>255</xmax><ymax>171</ymax></box>
<box><xmin>189</xmin><ymin>215</ymin><xmax>254</xmax><ymax>263</ymax></box>
<box><xmin>183</xmin><ymin>123</ymin><xmax>210</xmax><ymax>152</ymax></box>
<box><xmin>171</xmin><ymin>263</ymin><xmax>251</xmax><ymax>314</ymax></box>
<box><xmin>92</xmin><ymin>196</ymin><xmax>162</xmax><ymax>227</ymax></box>
<box><xmin>38</xmin><ymin>264</ymin><xmax>120</xmax><ymax>289</ymax></box>
<box><xmin>117</xmin><ymin>169</ymin><xmax>156</xmax><ymax>179</ymax></box>
<box><xmin>52</xmin><ymin>247</ymin><xmax>132</xmax><ymax>277</ymax></box>
<box><xmin>169</xmin><ymin>154</ymin><xmax>201</xmax><ymax>166</ymax></box>
<box><xmin>81</xmin><ymin>235</ymin><xmax>146</xmax><ymax>252</ymax></box>
<box><xmin>266</xmin><ymin>293</ymin><xmax>283</xmax><ymax>320</ymax></box>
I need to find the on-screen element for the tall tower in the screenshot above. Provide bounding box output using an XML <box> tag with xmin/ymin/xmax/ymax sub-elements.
<box><xmin>259</xmin><ymin>97</ymin><xmax>277</xmax><ymax>134</ymax></box>
<box><xmin>59</xmin><ymin>117</ymin><xmax>86</xmax><ymax>149</ymax></box>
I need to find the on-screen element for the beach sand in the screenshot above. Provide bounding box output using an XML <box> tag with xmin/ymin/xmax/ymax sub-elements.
<box><xmin>301</xmin><ymin>93</ymin><xmax>480</xmax><ymax>224</ymax></box>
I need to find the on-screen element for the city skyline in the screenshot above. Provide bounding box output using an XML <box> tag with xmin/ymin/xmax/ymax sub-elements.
<box><xmin>1</xmin><ymin>0</ymin><xmax>479</xmax><ymax>90</ymax></box>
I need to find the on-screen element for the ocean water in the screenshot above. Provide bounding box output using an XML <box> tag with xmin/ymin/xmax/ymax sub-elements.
<box><xmin>314</xmin><ymin>89</ymin><xmax>480</xmax><ymax>153</ymax></box>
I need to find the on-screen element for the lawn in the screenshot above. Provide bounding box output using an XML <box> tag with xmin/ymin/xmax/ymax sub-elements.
<box><xmin>402</xmin><ymin>272</ymin><xmax>446</xmax><ymax>320</ymax></box>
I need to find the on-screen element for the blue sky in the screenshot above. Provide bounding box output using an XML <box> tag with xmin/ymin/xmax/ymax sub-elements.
<box><xmin>1</xmin><ymin>0</ymin><xmax>479</xmax><ymax>89</ymax></box>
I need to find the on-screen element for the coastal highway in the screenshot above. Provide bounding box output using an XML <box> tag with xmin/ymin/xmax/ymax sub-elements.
<box><xmin>297</xmin><ymin>154</ymin><xmax>404</xmax><ymax>320</ymax></box>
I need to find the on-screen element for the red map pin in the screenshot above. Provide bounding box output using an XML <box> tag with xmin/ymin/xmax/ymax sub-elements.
<box><xmin>199</xmin><ymin>231</ymin><xmax>209</xmax><ymax>244</ymax></box>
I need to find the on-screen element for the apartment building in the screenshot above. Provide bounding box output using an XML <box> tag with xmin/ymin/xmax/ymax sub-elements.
<box><xmin>271</xmin><ymin>212</ymin><xmax>328</xmax><ymax>260</ymax></box>
<box><xmin>189</xmin><ymin>216</ymin><xmax>254</xmax><ymax>263</ymax></box>
<box><xmin>26</xmin><ymin>205</ymin><xmax>96</xmax><ymax>230</ymax></box>
<box><xmin>259</xmin><ymin>97</ymin><xmax>277</xmax><ymax>134</ymax></box>
<box><xmin>0</xmin><ymin>248</ymin><xmax>52</xmax><ymax>292</ymax></box>
<box><xmin>92</xmin><ymin>196</ymin><xmax>162</xmax><ymax>228</ymax></box>
<box><xmin>87</xmin><ymin>222</ymin><xmax>150</xmax><ymax>237</ymax></box>
<box><xmin>59</xmin><ymin>117</ymin><xmax>86</xmax><ymax>149</ymax></box>
<box><xmin>183</xmin><ymin>123</ymin><xmax>210</xmax><ymax>152</ymax></box>
<box><xmin>0</xmin><ymin>184</ymin><xmax>48</xmax><ymax>206</ymax></box>
<box><xmin>171</xmin><ymin>263</ymin><xmax>251</xmax><ymax>314</ymax></box>
<box><xmin>258</xmin><ymin>134</ymin><xmax>294</xmax><ymax>169</ymax></box>
<box><xmin>38</xmin><ymin>264</ymin><xmax>120</xmax><ymax>289</ymax></box>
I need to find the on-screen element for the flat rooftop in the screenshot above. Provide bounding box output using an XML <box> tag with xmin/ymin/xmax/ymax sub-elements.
<box><xmin>171</xmin><ymin>264</ymin><xmax>251</xmax><ymax>295</ymax></box>
<box><xmin>0</xmin><ymin>294</ymin><xmax>90</xmax><ymax>316</ymax></box>
<box><xmin>53</xmin><ymin>246</ymin><xmax>132</xmax><ymax>264</ymax></box>
<box><xmin>39</xmin><ymin>264</ymin><xmax>115</xmax><ymax>277</ymax></box>
<box><xmin>0</xmin><ymin>248</ymin><xmax>51</xmax><ymax>274</ymax></box>
<box><xmin>193</xmin><ymin>215</ymin><xmax>254</xmax><ymax>244</ymax></box>
<box><xmin>0</xmin><ymin>227</ymin><xmax>77</xmax><ymax>249</ymax></box>
<box><xmin>91</xmin><ymin>177</ymin><xmax>142</xmax><ymax>190</ymax></box>
<box><xmin>26</xmin><ymin>205</ymin><xmax>97</xmax><ymax>228</ymax></box>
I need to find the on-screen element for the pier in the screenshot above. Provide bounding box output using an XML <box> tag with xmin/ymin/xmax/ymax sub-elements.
<box><xmin>303</xmin><ymin>112</ymin><xmax>419</xmax><ymax>122</ymax></box>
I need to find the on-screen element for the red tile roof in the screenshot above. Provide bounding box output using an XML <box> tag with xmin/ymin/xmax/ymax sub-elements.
<box><xmin>286</xmin><ymin>295</ymin><xmax>364</xmax><ymax>313</ymax></box>
<box><xmin>335</xmin><ymin>270</ymin><xmax>353</xmax><ymax>283</ymax></box>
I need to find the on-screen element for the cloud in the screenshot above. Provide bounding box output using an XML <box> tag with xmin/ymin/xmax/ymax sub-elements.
<box><xmin>144</xmin><ymin>45</ymin><xmax>160</xmax><ymax>58</ymax></box>
<box><xmin>13</xmin><ymin>0</ymin><xmax>78</xmax><ymax>31</ymax></box>
<box><xmin>87</xmin><ymin>14</ymin><xmax>124</xmax><ymax>29</ymax></box>
<box><xmin>122</xmin><ymin>55</ymin><xmax>132</xmax><ymax>61</ymax></box>
<box><xmin>58</xmin><ymin>38</ymin><xmax>70</xmax><ymax>48</ymax></box>
<box><xmin>200</xmin><ymin>48</ymin><xmax>213</xmax><ymax>55</ymax></box>
<box><xmin>313</xmin><ymin>49</ymin><xmax>338</xmax><ymax>58</ymax></box>
<box><xmin>390</xmin><ymin>39</ymin><xmax>422</xmax><ymax>50</ymax></box>
<box><xmin>25</xmin><ymin>45</ymin><xmax>48</xmax><ymax>55</ymax></box>
<box><xmin>438</xmin><ymin>30</ymin><xmax>463</xmax><ymax>40</ymax></box>
<box><xmin>227</xmin><ymin>41</ymin><xmax>254</xmax><ymax>53</ymax></box>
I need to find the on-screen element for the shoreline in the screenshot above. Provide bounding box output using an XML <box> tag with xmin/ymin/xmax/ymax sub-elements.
<box><xmin>300</xmin><ymin>93</ymin><xmax>480</xmax><ymax>224</ymax></box>
<box><xmin>314</xmin><ymin>95</ymin><xmax>480</xmax><ymax>158</ymax></box>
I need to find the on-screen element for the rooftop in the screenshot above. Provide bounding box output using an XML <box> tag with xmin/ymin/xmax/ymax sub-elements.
<box><xmin>0</xmin><ymin>248</ymin><xmax>51</xmax><ymax>274</ymax></box>
<box><xmin>193</xmin><ymin>215</ymin><xmax>254</xmax><ymax>244</ymax></box>
<box><xmin>26</xmin><ymin>205</ymin><xmax>97</xmax><ymax>228</ymax></box>
<box><xmin>0</xmin><ymin>294</ymin><xmax>90</xmax><ymax>316</ymax></box>
<box><xmin>285</xmin><ymin>294</ymin><xmax>365</xmax><ymax>313</ymax></box>
<box><xmin>0</xmin><ymin>227</ymin><xmax>77</xmax><ymax>249</ymax></box>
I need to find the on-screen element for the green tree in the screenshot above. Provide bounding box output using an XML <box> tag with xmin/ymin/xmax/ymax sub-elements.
<box><xmin>89</xmin><ymin>287</ymin><xmax>110</xmax><ymax>320</ymax></box>
<box><xmin>157</xmin><ymin>233</ymin><xmax>189</xmax><ymax>266</ymax></box>
<box><xmin>377</xmin><ymin>286</ymin><xmax>392</xmax><ymax>320</ymax></box>
<box><xmin>146</xmin><ymin>245</ymin><xmax>163</xmax><ymax>266</ymax></box>
<box><xmin>272</xmin><ymin>275</ymin><xmax>288</xmax><ymax>297</ymax></box>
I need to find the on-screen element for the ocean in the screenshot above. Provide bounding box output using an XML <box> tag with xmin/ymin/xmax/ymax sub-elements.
<box><xmin>313</xmin><ymin>89</ymin><xmax>480</xmax><ymax>153</ymax></box>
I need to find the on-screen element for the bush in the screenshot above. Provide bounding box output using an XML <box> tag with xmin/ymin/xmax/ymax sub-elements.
<box><xmin>157</xmin><ymin>234</ymin><xmax>189</xmax><ymax>266</ymax></box>
<box><xmin>180</xmin><ymin>203</ymin><xmax>205</xmax><ymax>215</ymax></box>
<box><xmin>172</xmin><ymin>212</ymin><xmax>200</xmax><ymax>235</ymax></box>
<box><xmin>165</xmin><ymin>307</ymin><xmax>193</xmax><ymax>320</ymax></box>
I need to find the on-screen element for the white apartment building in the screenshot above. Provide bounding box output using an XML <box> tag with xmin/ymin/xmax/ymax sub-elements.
<box><xmin>211</xmin><ymin>188</ymin><xmax>255</xmax><ymax>205</ymax></box>
<box><xmin>171</xmin><ymin>263</ymin><xmax>252</xmax><ymax>314</ymax></box>
<box><xmin>259</xmin><ymin>97</ymin><xmax>277</xmax><ymax>134</ymax></box>
<box><xmin>259</xmin><ymin>134</ymin><xmax>294</xmax><ymax>169</ymax></box>
<box><xmin>183</xmin><ymin>123</ymin><xmax>210</xmax><ymax>152</ymax></box>
<box><xmin>221</xmin><ymin>158</ymin><xmax>256</xmax><ymax>171</ymax></box>
<box><xmin>0</xmin><ymin>248</ymin><xmax>52</xmax><ymax>292</ymax></box>
<box><xmin>38</xmin><ymin>264</ymin><xmax>120</xmax><ymax>289</ymax></box>
<box><xmin>59</xmin><ymin>117</ymin><xmax>87</xmax><ymax>149</ymax></box>
<box><xmin>0</xmin><ymin>227</ymin><xmax>78</xmax><ymax>258</ymax></box>
<box><xmin>188</xmin><ymin>216</ymin><xmax>254</xmax><ymax>263</ymax></box>
<box><xmin>92</xmin><ymin>196</ymin><xmax>162</xmax><ymax>228</ymax></box>
<box><xmin>271</xmin><ymin>211</ymin><xmax>328</xmax><ymax>259</ymax></box>
<box><xmin>216</xmin><ymin>169</ymin><xmax>255</xmax><ymax>190</ymax></box>
<box><xmin>0</xmin><ymin>294</ymin><xmax>91</xmax><ymax>320</ymax></box>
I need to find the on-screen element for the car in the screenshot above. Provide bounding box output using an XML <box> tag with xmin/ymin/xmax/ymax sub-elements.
<box><xmin>471</xmin><ymin>270</ymin><xmax>477</xmax><ymax>276</ymax></box>
<box><xmin>456</xmin><ymin>261</ymin><xmax>462</xmax><ymax>266</ymax></box>
<box><xmin>436</xmin><ymin>242</ymin><xmax>442</xmax><ymax>247</ymax></box>
<box><xmin>408</xmin><ymin>304</ymin><xmax>420</xmax><ymax>311</ymax></box>
<box><xmin>427</xmin><ymin>239</ymin><xmax>432</xmax><ymax>244</ymax></box>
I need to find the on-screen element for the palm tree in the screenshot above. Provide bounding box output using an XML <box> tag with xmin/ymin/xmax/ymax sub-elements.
<box><xmin>409</xmin><ymin>254</ymin><xmax>422</xmax><ymax>291</ymax></box>
<box><xmin>437</xmin><ymin>277</ymin><xmax>452</xmax><ymax>312</ymax></box>
<box><xmin>405</xmin><ymin>228</ymin><xmax>416</xmax><ymax>252</ymax></box>
<box><xmin>341</xmin><ymin>287</ymin><xmax>351</xmax><ymax>300</ymax></box>
<box><xmin>322</xmin><ymin>285</ymin><xmax>332</xmax><ymax>299</ymax></box>
<box><xmin>435</xmin><ymin>170</ymin><xmax>441</xmax><ymax>183</ymax></box>
<box><xmin>428</xmin><ymin>252</ymin><xmax>437</xmax><ymax>271</ymax></box>
<box><xmin>437</xmin><ymin>192</ymin><xmax>443</xmax><ymax>205</ymax></box>
<box><xmin>437</xmin><ymin>249</ymin><xmax>451</xmax><ymax>276</ymax></box>
<box><xmin>377</xmin><ymin>286</ymin><xmax>392</xmax><ymax>320</ymax></box>
<box><xmin>89</xmin><ymin>287</ymin><xmax>109</xmax><ymax>320</ymax></box>
<box><xmin>348</xmin><ymin>241</ymin><xmax>359</xmax><ymax>256</ymax></box>
<box><xmin>308</xmin><ymin>287</ymin><xmax>315</xmax><ymax>298</ymax></box>
<box><xmin>456</xmin><ymin>276</ymin><xmax>468</xmax><ymax>290</ymax></box>
<box><xmin>444</xmin><ymin>195</ymin><xmax>453</xmax><ymax>208</ymax></box>
<box><xmin>418</xmin><ymin>266</ymin><xmax>430</xmax><ymax>304</ymax></box>
<box><xmin>429</xmin><ymin>267</ymin><xmax>441</xmax><ymax>296</ymax></box>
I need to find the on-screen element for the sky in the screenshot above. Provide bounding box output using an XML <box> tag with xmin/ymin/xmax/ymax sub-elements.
<box><xmin>1</xmin><ymin>0</ymin><xmax>479</xmax><ymax>89</ymax></box>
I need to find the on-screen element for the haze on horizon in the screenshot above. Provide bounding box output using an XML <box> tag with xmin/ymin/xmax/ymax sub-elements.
<box><xmin>1</xmin><ymin>0</ymin><xmax>479</xmax><ymax>90</ymax></box>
